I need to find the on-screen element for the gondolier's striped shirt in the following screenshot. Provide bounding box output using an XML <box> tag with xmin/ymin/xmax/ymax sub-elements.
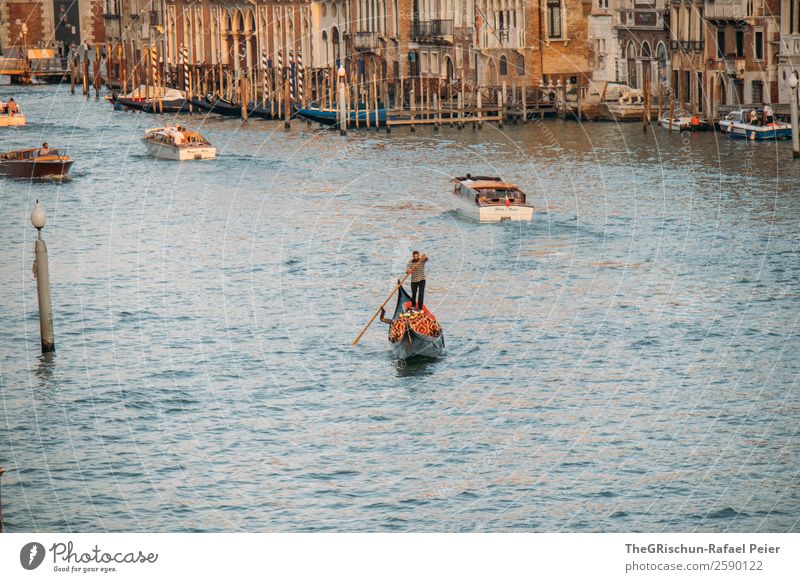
<box><xmin>407</xmin><ymin>259</ymin><xmax>426</xmax><ymax>282</ymax></box>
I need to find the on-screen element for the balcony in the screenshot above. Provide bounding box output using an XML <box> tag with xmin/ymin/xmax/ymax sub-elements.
<box><xmin>723</xmin><ymin>56</ymin><xmax>746</xmax><ymax>76</ymax></box>
<box><xmin>704</xmin><ymin>0</ymin><xmax>749</xmax><ymax>21</ymax></box>
<box><xmin>780</xmin><ymin>34</ymin><xmax>800</xmax><ymax>58</ymax></box>
<box><xmin>354</xmin><ymin>32</ymin><xmax>378</xmax><ymax>52</ymax></box>
<box><xmin>411</xmin><ymin>20</ymin><xmax>454</xmax><ymax>44</ymax></box>
<box><xmin>617</xmin><ymin>8</ymin><xmax>665</xmax><ymax>29</ymax></box>
<box><xmin>669</xmin><ymin>40</ymin><xmax>704</xmax><ymax>53</ymax></box>
<box><xmin>103</xmin><ymin>13</ymin><xmax>121</xmax><ymax>20</ymax></box>
<box><xmin>477</xmin><ymin>27</ymin><xmax>525</xmax><ymax>50</ymax></box>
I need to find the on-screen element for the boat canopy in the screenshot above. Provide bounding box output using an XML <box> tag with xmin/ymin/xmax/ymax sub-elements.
<box><xmin>466</xmin><ymin>180</ymin><xmax>518</xmax><ymax>190</ymax></box>
<box><xmin>125</xmin><ymin>85</ymin><xmax>185</xmax><ymax>101</ymax></box>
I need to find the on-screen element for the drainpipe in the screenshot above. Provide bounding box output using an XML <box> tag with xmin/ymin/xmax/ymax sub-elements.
<box><xmin>538</xmin><ymin>0</ymin><xmax>544</xmax><ymax>84</ymax></box>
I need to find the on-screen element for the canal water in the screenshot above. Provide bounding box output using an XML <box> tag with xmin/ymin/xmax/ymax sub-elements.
<box><xmin>1</xmin><ymin>85</ymin><xmax>798</xmax><ymax>532</ymax></box>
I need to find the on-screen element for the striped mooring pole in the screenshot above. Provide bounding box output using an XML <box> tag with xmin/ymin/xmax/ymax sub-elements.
<box><xmin>180</xmin><ymin>46</ymin><xmax>189</xmax><ymax>92</ymax></box>
<box><xmin>149</xmin><ymin>47</ymin><xmax>159</xmax><ymax>112</ymax></box>
<box><xmin>295</xmin><ymin>52</ymin><xmax>304</xmax><ymax>104</ymax></box>
<box><xmin>288</xmin><ymin>51</ymin><xmax>295</xmax><ymax>102</ymax></box>
<box><xmin>261</xmin><ymin>49</ymin><xmax>268</xmax><ymax>105</ymax></box>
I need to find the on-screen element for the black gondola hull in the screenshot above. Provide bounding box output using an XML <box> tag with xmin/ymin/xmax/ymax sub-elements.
<box><xmin>116</xmin><ymin>97</ymin><xmax>191</xmax><ymax>114</ymax></box>
<box><xmin>389</xmin><ymin>285</ymin><xmax>445</xmax><ymax>361</ymax></box>
<box><xmin>190</xmin><ymin>95</ymin><xmax>282</xmax><ymax>119</ymax></box>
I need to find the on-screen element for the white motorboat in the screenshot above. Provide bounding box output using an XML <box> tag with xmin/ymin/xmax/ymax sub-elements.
<box><xmin>0</xmin><ymin>100</ymin><xmax>25</xmax><ymax>127</ymax></box>
<box><xmin>718</xmin><ymin>108</ymin><xmax>792</xmax><ymax>140</ymax></box>
<box><xmin>141</xmin><ymin>126</ymin><xmax>216</xmax><ymax>160</ymax></box>
<box><xmin>451</xmin><ymin>175</ymin><xmax>534</xmax><ymax>223</ymax></box>
<box><xmin>659</xmin><ymin>115</ymin><xmax>711</xmax><ymax>132</ymax></box>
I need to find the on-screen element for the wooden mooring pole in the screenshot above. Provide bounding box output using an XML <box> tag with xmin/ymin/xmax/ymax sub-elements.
<box><xmin>284</xmin><ymin>73</ymin><xmax>291</xmax><ymax>130</ymax></box>
<box><xmin>93</xmin><ymin>45</ymin><xmax>101</xmax><ymax>99</ymax></box>
<box><xmin>521</xmin><ymin>77</ymin><xmax>527</xmax><ymax>122</ymax></box>
<box><xmin>0</xmin><ymin>464</ymin><xmax>4</xmax><ymax>533</ymax></box>
<box><xmin>499</xmin><ymin>82</ymin><xmax>506</xmax><ymax>128</ymax></box>
<box><xmin>241</xmin><ymin>74</ymin><xmax>248</xmax><ymax>121</ymax></box>
<box><xmin>82</xmin><ymin>56</ymin><xmax>88</xmax><ymax>95</ymax></box>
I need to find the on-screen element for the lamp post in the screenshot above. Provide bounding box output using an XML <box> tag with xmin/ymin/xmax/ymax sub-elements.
<box><xmin>31</xmin><ymin>200</ymin><xmax>55</xmax><ymax>353</ymax></box>
<box><xmin>789</xmin><ymin>73</ymin><xmax>799</xmax><ymax>159</ymax></box>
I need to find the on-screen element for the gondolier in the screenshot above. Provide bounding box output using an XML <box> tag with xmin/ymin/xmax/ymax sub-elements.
<box><xmin>406</xmin><ymin>251</ymin><xmax>428</xmax><ymax>311</ymax></box>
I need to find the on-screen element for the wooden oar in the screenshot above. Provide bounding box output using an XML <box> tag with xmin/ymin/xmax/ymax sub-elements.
<box><xmin>352</xmin><ymin>273</ymin><xmax>410</xmax><ymax>345</ymax></box>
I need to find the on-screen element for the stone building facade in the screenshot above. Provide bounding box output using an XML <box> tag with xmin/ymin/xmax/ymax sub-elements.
<box><xmin>669</xmin><ymin>0</ymin><xmax>706</xmax><ymax>112</ymax></box>
<box><xmin>699</xmin><ymin>0</ymin><xmax>781</xmax><ymax>116</ymax></box>
<box><xmin>615</xmin><ymin>0</ymin><xmax>669</xmax><ymax>90</ymax></box>
<box><xmin>776</xmin><ymin>0</ymin><xmax>799</xmax><ymax>102</ymax></box>
<box><xmin>101</xmin><ymin>0</ymin><xmax>594</xmax><ymax>88</ymax></box>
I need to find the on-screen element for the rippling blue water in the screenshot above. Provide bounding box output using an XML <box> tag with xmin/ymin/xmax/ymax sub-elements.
<box><xmin>1</xmin><ymin>85</ymin><xmax>798</xmax><ymax>532</ymax></box>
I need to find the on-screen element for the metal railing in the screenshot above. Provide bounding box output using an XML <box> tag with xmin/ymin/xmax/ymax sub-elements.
<box><xmin>669</xmin><ymin>40</ymin><xmax>704</xmax><ymax>53</ymax></box>
<box><xmin>477</xmin><ymin>27</ymin><xmax>525</xmax><ymax>49</ymax></box>
<box><xmin>411</xmin><ymin>20</ymin><xmax>454</xmax><ymax>42</ymax></box>
<box><xmin>617</xmin><ymin>8</ymin><xmax>664</xmax><ymax>28</ymax></box>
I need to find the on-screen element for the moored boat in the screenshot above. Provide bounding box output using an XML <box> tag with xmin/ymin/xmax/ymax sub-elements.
<box><xmin>110</xmin><ymin>86</ymin><xmax>190</xmax><ymax>114</ymax></box>
<box><xmin>718</xmin><ymin>107</ymin><xmax>791</xmax><ymax>140</ymax></box>
<box><xmin>0</xmin><ymin>147</ymin><xmax>73</xmax><ymax>178</ymax></box>
<box><xmin>0</xmin><ymin>99</ymin><xmax>25</xmax><ymax>127</ymax></box>
<box><xmin>659</xmin><ymin>115</ymin><xmax>711</xmax><ymax>132</ymax></box>
<box><xmin>451</xmin><ymin>175</ymin><xmax>534</xmax><ymax>223</ymax></box>
<box><xmin>388</xmin><ymin>285</ymin><xmax>445</xmax><ymax>360</ymax></box>
<box><xmin>141</xmin><ymin>126</ymin><xmax>216</xmax><ymax>160</ymax></box>
<box><xmin>190</xmin><ymin>94</ymin><xmax>281</xmax><ymax>119</ymax></box>
<box><xmin>296</xmin><ymin>105</ymin><xmax>387</xmax><ymax>127</ymax></box>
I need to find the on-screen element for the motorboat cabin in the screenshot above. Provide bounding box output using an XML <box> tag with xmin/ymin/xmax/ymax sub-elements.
<box><xmin>451</xmin><ymin>175</ymin><xmax>534</xmax><ymax>223</ymax></box>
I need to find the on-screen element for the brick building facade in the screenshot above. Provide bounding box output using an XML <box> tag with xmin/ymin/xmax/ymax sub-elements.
<box><xmin>1</xmin><ymin>0</ymin><xmax>105</xmax><ymax>57</ymax></box>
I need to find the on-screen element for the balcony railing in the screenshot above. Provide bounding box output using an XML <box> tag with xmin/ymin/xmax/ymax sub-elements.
<box><xmin>669</xmin><ymin>40</ymin><xmax>704</xmax><ymax>53</ymax></box>
<box><xmin>780</xmin><ymin>34</ymin><xmax>800</xmax><ymax>58</ymax></box>
<box><xmin>477</xmin><ymin>27</ymin><xmax>525</xmax><ymax>49</ymax></box>
<box><xmin>354</xmin><ymin>32</ymin><xmax>378</xmax><ymax>52</ymax></box>
<box><xmin>617</xmin><ymin>8</ymin><xmax>664</xmax><ymax>28</ymax></box>
<box><xmin>704</xmin><ymin>0</ymin><xmax>749</xmax><ymax>20</ymax></box>
<box><xmin>411</xmin><ymin>20</ymin><xmax>454</xmax><ymax>43</ymax></box>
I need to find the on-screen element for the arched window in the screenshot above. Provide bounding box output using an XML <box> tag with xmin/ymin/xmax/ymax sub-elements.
<box><xmin>656</xmin><ymin>42</ymin><xmax>668</xmax><ymax>85</ymax></box>
<box><xmin>499</xmin><ymin>54</ymin><xmax>508</xmax><ymax>76</ymax></box>
<box><xmin>331</xmin><ymin>26</ymin><xmax>340</xmax><ymax>66</ymax></box>
<box><xmin>626</xmin><ymin>41</ymin><xmax>638</xmax><ymax>88</ymax></box>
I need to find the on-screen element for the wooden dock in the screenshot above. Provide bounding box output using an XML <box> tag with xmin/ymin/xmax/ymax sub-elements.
<box><xmin>0</xmin><ymin>57</ymin><xmax>68</xmax><ymax>83</ymax></box>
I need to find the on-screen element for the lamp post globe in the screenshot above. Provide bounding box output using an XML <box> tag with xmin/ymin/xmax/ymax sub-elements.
<box><xmin>790</xmin><ymin>74</ymin><xmax>798</xmax><ymax>90</ymax></box>
<box><xmin>31</xmin><ymin>200</ymin><xmax>47</xmax><ymax>230</ymax></box>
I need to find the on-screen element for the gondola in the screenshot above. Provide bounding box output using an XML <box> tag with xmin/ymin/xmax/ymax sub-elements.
<box><xmin>109</xmin><ymin>86</ymin><xmax>191</xmax><ymax>114</ymax></box>
<box><xmin>190</xmin><ymin>94</ymin><xmax>283</xmax><ymax>119</ymax></box>
<box><xmin>388</xmin><ymin>285</ymin><xmax>445</xmax><ymax>360</ymax></box>
<box><xmin>296</xmin><ymin>105</ymin><xmax>388</xmax><ymax>127</ymax></box>
<box><xmin>115</xmin><ymin>96</ymin><xmax>191</xmax><ymax>114</ymax></box>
